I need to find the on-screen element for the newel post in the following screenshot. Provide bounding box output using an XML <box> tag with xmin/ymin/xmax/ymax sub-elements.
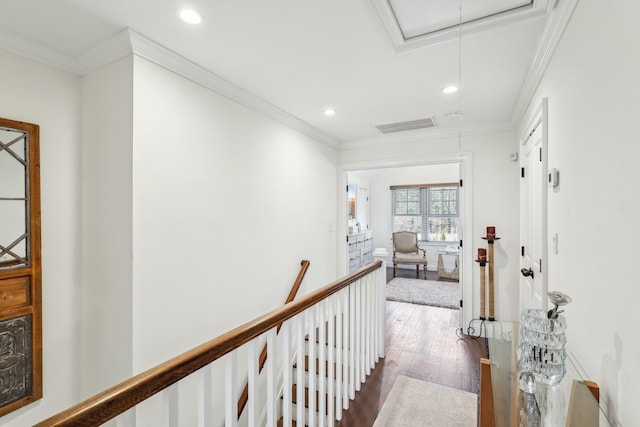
<box><xmin>373</xmin><ymin>248</ymin><xmax>389</xmax><ymax>358</ymax></box>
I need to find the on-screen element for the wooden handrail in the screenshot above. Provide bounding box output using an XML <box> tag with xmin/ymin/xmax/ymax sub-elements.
<box><xmin>35</xmin><ymin>261</ymin><xmax>382</xmax><ymax>427</ymax></box>
<box><xmin>237</xmin><ymin>259</ymin><xmax>310</xmax><ymax>417</ymax></box>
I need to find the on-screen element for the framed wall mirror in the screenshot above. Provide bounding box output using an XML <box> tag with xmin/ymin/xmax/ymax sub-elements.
<box><xmin>0</xmin><ymin>117</ymin><xmax>42</xmax><ymax>415</ymax></box>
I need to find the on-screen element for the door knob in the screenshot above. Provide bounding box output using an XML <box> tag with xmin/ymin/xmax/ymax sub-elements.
<box><xmin>521</xmin><ymin>267</ymin><xmax>534</xmax><ymax>279</ymax></box>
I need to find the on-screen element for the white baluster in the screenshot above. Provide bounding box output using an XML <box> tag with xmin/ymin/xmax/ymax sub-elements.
<box><xmin>372</xmin><ymin>269</ymin><xmax>379</xmax><ymax>364</ymax></box>
<box><xmin>377</xmin><ymin>268</ymin><xmax>384</xmax><ymax>360</ymax></box>
<box><xmin>162</xmin><ymin>383</ymin><xmax>179</xmax><ymax>427</ymax></box>
<box><xmin>349</xmin><ymin>284</ymin><xmax>356</xmax><ymax>399</ymax></box>
<box><xmin>308</xmin><ymin>305</ymin><xmax>316</xmax><ymax>427</ymax></box>
<box><xmin>363</xmin><ymin>277</ymin><xmax>368</xmax><ymax>380</ymax></box>
<box><xmin>197</xmin><ymin>365</ymin><xmax>214</xmax><ymax>427</ymax></box>
<box><xmin>336</xmin><ymin>291</ymin><xmax>345</xmax><ymax>417</ymax></box>
<box><xmin>360</xmin><ymin>278</ymin><xmax>366</xmax><ymax>383</ymax></box>
<box><xmin>373</xmin><ymin>271</ymin><xmax>380</xmax><ymax>365</ymax></box>
<box><xmin>266</xmin><ymin>327</ymin><xmax>277</xmax><ymax>427</ymax></box>
<box><xmin>225</xmin><ymin>351</ymin><xmax>238</xmax><ymax>427</ymax></box>
<box><xmin>381</xmin><ymin>270</ymin><xmax>385</xmax><ymax>358</ymax></box>
<box><xmin>369</xmin><ymin>273</ymin><xmax>375</xmax><ymax>370</ymax></box>
<box><xmin>326</xmin><ymin>298</ymin><xmax>335</xmax><ymax>425</ymax></box>
<box><xmin>364</xmin><ymin>276</ymin><xmax>371</xmax><ymax>376</ymax></box>
<box><xmin>282</xmin><ymin>320</ymin><xmax>292</xmax><ymax>427</ymax></box>
<box><xmin>356</xmin><ymin>280</ymin><xmax>364</xmax><ymax>388</ymax></box>
<box><xmin>373</xmin><ymin>249</ymin><xmax>389</xmax><ymax>359</ymax></box>
<box><xmin>247</xmin><ymin>338</ymin><xmax>258</xmax><ymax>427</ymax></box>
<box><xmin>115</xmin><ymin>407</ymin><xmax>135</xmax><ymax>427</ymax></box>
<box><xmin>296</xmin><ymin>312</ymin><xmax>305</xmax><ymax>425</ymax></box>
<box><xmin>318</xmin><ymin>300</ymin><xmax>326</xmax><ymax>427</ymax></box>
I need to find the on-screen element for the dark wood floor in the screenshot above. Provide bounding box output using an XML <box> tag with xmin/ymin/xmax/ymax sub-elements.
<box><xmin>335</xmin><ymin>268</ymin><xmax>487</xmax><ymax>426</ymax></box>
<box><xmin>385</xmin><ymin>265</ymin><xmax>459</xmax><ymax>283</ymax></box>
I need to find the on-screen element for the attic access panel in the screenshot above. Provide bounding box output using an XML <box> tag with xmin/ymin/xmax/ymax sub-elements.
<box><xmin>389</xmin><ymin>0</ymin><xmax>533</xmax><ymax>39</ymax></box>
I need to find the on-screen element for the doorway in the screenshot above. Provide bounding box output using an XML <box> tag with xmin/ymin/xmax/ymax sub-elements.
<box><xmin>340</xmin><ymin>157</ymin><xmax>472</xmax><ymax>329</ymax></box>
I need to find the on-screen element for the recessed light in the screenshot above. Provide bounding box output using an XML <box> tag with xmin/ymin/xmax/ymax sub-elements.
<box><xmin>442</xmin><ymin>85</ymin><xmax>458</xmax><ymax>94</ymax></box>
<box><xmin>178</xmin><ymin>8</ymin><xmax>203</xmax><ymax>25</ymax></box>
<box><xmin>445</xmin><ymin>111</ymin><xmax>462</xmax><ymax>120</ymax></box>
<box><xmin>323</xmin><ymin>108</ymin><xmax>336</xmax><ymax>116</ymax></box>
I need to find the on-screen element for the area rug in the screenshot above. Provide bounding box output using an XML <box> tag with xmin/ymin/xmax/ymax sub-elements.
<box><xmin>373</xmin><ymin>375</ymin><xmax>477</xmax><ymax>427</ymax></box>
<box><xmin>386</xmin><ymin>278</ymin><xmax>459</xmax><ymax>309</ymax></box>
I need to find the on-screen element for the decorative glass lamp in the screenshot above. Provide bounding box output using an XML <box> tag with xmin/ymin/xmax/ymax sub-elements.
<box><xmin>517</xmin><ymin>291</ymin><xmax>572</xmax><ymax>391</ymax></box>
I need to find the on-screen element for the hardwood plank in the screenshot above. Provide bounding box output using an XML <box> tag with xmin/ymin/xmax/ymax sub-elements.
<box><xmin>335</xmin><ymin>296</ymin><xmax>488</xmax><ymax>427</ymax></box>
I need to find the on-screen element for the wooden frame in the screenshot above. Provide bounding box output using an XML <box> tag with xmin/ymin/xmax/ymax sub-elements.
<box><xmin>389</xmin><ymin>182</ymin><xmax>459</xmax><ymax>190</ymax></box>
<box><xmin>0</xmin><ymin>117</ymin><xmax>42</xmax><ymax>416</ymax></box>
<box><xmin>479</xmin><ymin>358</ymin><xmax>495</xmax><ymax>427</ymax></box>
<box><xmin>566</xmin><ymin>379</ymin><xmax>600</xmax><ymax>427</ymax></box>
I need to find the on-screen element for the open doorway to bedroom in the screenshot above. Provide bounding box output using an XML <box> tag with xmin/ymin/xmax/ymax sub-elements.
<box><xmin>346</xmin><ymin>161</ymin><xmax>465</xmax><ymax>328</ymax></box>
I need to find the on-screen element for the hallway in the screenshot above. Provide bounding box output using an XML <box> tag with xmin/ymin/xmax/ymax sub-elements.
<box><xmin>335</xmin><ymin>269</ymin><xmax>487</xmax><ymax>426</ymax></box>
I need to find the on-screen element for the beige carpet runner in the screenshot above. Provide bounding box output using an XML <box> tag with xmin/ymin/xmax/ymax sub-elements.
<box><xmin>386</xmin><ymin>278</ymin><xmax>459</xmax><ymax>309</ymax></box>
<box><xmin>373</xmin><ymin>375</ymin><xmax>477</xmax><ymax>427</ymax></box>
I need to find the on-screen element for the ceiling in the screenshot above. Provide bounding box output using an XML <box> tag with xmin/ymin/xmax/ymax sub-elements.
<box><xmin>0</xmin><ymin>0</ymin><xmax>558</xmax><ymax>147</ymax></box>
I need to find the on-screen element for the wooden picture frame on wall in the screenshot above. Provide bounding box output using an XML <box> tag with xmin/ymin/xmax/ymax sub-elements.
<box><xmin>0</xmin><ymin>117</ymin><xmax>42</xmax><ymax>416</ymax></box>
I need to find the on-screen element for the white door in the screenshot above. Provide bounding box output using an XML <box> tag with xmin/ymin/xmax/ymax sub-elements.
<box><xmin>519</xmin><ymin>111</ymin><xmax>547</xmax><ymax>311</ymax></box>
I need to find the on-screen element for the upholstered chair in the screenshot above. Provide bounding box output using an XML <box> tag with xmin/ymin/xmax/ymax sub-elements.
<box><xmin>392</xmin><ymin>231</ymin><xmax>428</xmax><ymax>279</ymax></box>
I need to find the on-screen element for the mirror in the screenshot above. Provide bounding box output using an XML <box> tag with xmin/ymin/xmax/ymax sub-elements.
<box><xmin>0</xmin><ymin>118</ymin><xmax>42</xmax><ymax>415</ymax></box>
<box><xmin>0</xmin><ymin>126</ymin><xmax>29</xmax><ymax>269</ymax></box>
<box><xmin>347</xmin><ymin>184</ymin><xmax>356</xmax><ymax>220</ymax></box>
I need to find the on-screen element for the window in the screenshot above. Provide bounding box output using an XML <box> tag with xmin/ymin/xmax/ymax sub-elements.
<box><xmin>391</xmin><ymin>184</ymin><xmax>459</xmax><ymax>242</ymax></box>
<box><xmin>392</xmin><ymin>188</ymin><xmax>421</xmax><ymax>235</ymax></box>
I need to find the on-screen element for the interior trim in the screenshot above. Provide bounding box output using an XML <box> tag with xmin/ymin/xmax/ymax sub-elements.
<box><xmin>389</xmin><ymin>182</ymin><xmax>459</xmax><ymax>190</ymax></box>
<box><xmin>127</xmin><ymin>31</ymin><xmax>340</xmax><ymax>148</ymax></box>
<box><xmin>0</xmin><ymin>29</ymin><xmax>340</xmax><ymax>148</ymax></box>
<box><xmin>341</xmin><ymin>122</ymin><xmax>515</xmax><ymax>150</ymax></box>
<box><xmin>372</xmin><ymin>0</ymin><xmax>551</xmax><ymax>53</ymax></box>
<box><xmin>511</xmin><ymin>0</ymin><xmax>579</xmax><ymax>124</ymax></box>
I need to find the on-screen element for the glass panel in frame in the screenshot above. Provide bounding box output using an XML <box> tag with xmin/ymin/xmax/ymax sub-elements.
<box><xmin>0</xmin><ymin>126</ymin><xmax>29</xmax><ymax>269</ymax></box>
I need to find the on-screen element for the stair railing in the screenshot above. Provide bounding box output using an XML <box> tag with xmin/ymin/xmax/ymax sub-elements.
<box><xmin>35</xmin><ymin>259</ymin><xmax>385</xmax><ymax>427</ymax></box>
<box><xmin>237</xmin><ymin>259</ymin><xmax>310</xmax><ymax>418</ymax></box>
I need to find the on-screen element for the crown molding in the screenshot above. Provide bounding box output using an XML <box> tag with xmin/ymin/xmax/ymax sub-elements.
<box><xmin>339</xmin><ymin>150</ymin><xmax>472</xmax><ymax>172</ymax></box>
<box><xmin>126</xmin><ymin>31</ymin><xmax>340</xmax><ymax>148</ymax></box>
<box><xmin>75</xmin><ymin>30</ymin><xmax>133</xmax><ymax>75</ymax></box>
<box><xmin>511</xmin><ymin>0</ymin><xmax>579</xmax><ymax>125</ymax></box>
<box><xmin>0</xmin><ymin>28</ymin><xmax>340</xmax><ymax>148</ymax></box>
<box><xmin>339</xmin><ymin>122</ymin><xmax>515</xmax><ymax>151</ymax></box>
<box><xmin>0</xmin><ymin>29</ymin><xmax>81</xmax><ymax>74</ymax></box>
<box><xmin>0</xmin><ymin>28</ymin><xmax>132</xmax><ymax>75</ymax></box>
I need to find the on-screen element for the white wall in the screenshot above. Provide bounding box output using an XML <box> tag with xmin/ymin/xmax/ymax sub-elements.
<box><xmin>339</xmin><ymin>130</ymin><xmax>520</xmax><ymax>321</ymax></box>
<box><xmin>0</xmin><ymin>50</ymin><xmax>81</xmax><ymax>426</ymax></box>
<box><xmin>131</xmin><ymin>56</ymin><xmax>338</xmax><ymax>372</ymax></box>
<box><xmin>522</xmin><ymin>1</ymin><xmax>640</xmax><ymax>424</ymax></box>
<box><xmin>0</xmin><ymin>48</ymin><xmax>339</xmax><ymax>425</ymax></box>
<box><xmin>80</xmin><ymin>56</ymin><xmax>134</xmax><ymax>396</ymax></box>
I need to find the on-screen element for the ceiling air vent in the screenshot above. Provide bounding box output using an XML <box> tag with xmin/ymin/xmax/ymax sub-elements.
<box><xmin>375</xmin><ymin>116</ymin><xmax>437</xmax><ymax>134</ymax></box>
